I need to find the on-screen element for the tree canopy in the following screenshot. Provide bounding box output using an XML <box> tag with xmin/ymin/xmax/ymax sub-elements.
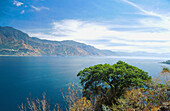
<box><xmin>77</xmin><ymin>61</ymin><xmax>152</xmax><ymax>106</ymax></box>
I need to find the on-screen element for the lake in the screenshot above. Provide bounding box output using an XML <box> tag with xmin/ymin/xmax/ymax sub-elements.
<box><xmin>0</xmin><ymin>56</ymin><xmax>170</xmax><ymax>111</ymax></box>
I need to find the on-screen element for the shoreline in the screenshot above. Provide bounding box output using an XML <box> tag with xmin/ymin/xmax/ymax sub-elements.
<box><xmin>0</xmin><ymin>55</ymin><xmax>40</xmax><ymax>57</ymax></box>
<box><xmin>0</xmin><ymin>55</ymin><xmax>170</xmax><ymax>60</ymax></box>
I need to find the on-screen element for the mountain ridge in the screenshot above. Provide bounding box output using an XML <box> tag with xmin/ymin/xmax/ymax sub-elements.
<box><xmin>162</xmin><ymin>60</ymin><xmax>170</xmax><ymax>65</ymax></box>
<box><xmin>0</xmin><ymin>26</ymin><xmax>116</xmax><ymax>56</ymax></box>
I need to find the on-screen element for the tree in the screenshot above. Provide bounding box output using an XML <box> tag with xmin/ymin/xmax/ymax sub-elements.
<box><xmin>77</xmin><ymin>61</ymin><xmax>151</xmax><ymax>106</ymax></box>
<box><xmin>108</xmin><ymin>68</ymin><xmax>170</xmax><ymax>111</ymax></box>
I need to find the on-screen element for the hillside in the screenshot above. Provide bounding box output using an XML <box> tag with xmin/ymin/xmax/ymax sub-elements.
<box><xmin>162</xmin><ymin>60</ymin><xmax>170</xmax><ymax>65</ymax></box>
<box><xmin>0</xmin><ymin>26</ymin><xmax>115</xmax><ymax>56</ymax></box>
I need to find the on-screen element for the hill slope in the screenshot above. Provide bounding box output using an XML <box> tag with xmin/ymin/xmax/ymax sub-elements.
<box><xmin>0</xmin><ymin>26</ymin><xmax>115</xmax><ymax>56</ymax></box>
<box><xmin>162</xmin><ymin>60</ymin><xmax>170</xmax><ymax>65</ymax></box>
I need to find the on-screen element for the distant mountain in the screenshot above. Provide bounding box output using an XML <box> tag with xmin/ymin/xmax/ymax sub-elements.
<box><xmin>162</xmin><ymin>60</ymin><xmax>170</xmax><ymax>65</ymax></box>
<box><xmin>116</xmin><ymin>52</ymin><xmax>170</xmax><ymax>58</ymax></box>
<box><xmin>0</xmin><ymin>26</ymin><xmax>116</xmax><ymax>56</ymax></box>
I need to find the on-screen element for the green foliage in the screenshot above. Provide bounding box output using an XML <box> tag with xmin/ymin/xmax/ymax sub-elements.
<box><xmin>163</xmin><ymin>67</ymin><xmax>170</xmax><ymax>72</ymax></box>
<box><xmin>77</xmin><ymin>61</ymin><xmax>151</xmax><ymax>106</ymax></box>
<box><xmin>19</xmin><ymin>67</ymin><xmax>169</xmax><ymax>111</ymax></box>
<box><xmin>107</xmin><ymin>68</ymin><xmax>170</xmax><ymax>111</ymax></box>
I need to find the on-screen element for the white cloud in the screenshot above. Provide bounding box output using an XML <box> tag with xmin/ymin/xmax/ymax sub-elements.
<box><xmin>121</xmin><ymin>0</ymin><xmax>163</xmax><ymax>18</ymax></box>
<box><xmin>28</xmin><ymin>19</ymin><xmax>170</xmax><ymax>53</ymax></box>
<box><xmin>51</xmin><ymin>20</ymin><xmax>111</xmax><ymax>40</ymax></box>
<box><xmin>28</xmin><ymin>32</ymin><xmax>55</xmax><ymax>40</ymax></box>
<box><xmin>31</xmin><ymin>5</ymin><xmax>49</xmax><ymax>11</ymax></box>
<box><xmin>13</xmin><ymin>0</ymin><xmax>24</xmax><ymax>7</ymax></box>
<box><xmin>28</xmin><ymin>1</ymin><xmax>170</xmax><ymax>54</ymax></box>
<box><xmin>110</xmin><ymin>39</ymin><xmax>170</xmax><ymax>47</ymax></box>
<box><xmin>121</xmin><ymin>0</ymin><xmax>170</xmax><ymax>31</ymax></box>
<box><xmin>20</xmin><ymin>10</ymin><xmax>25</xmax><ymax>14</ymax></box>
<box><xmin>106</xmin><ymin>46</ymin><xmax>158</xmax><ymax>53</ymax></box>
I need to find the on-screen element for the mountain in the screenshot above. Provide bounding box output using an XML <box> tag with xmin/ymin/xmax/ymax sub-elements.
<box><xmin>162</xmin><ymin>60</ymin><xmax>170</xmax><ymax>65</ymax></box>
<box><xmin>0</xmin><ymin>26</ymin><xmax>116</xmax><ymax>56</ymax></box>
<box><xmin>116</xmin><ymin>51</ymin><xmax>170</xmax><ymax>58</ymax></box>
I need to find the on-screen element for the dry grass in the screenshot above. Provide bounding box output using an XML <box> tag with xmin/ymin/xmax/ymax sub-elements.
<box><xmin>62</xmin><ymin>83</ymin><xmax>95</xmax><ymax>111</ymax></box>
<box><xmin>19</xmin><ymin>83</ymin><xmax>95</xmax><ymax>111</ymax></box>
<box><xmin>19</xmin><ymin>68</ymin><xmax>170</xmax><ymax>111</ymax></box>
<box><xmin>19</xmin><ymin>93</ymin><xmax>60</xmax><ymax>111</ymax></box>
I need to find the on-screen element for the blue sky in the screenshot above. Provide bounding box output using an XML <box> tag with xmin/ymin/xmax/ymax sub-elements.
<box><xmin>0</xmin><ymin>0</ymin><xmax>170</xmax><ymax>53</ymax></box>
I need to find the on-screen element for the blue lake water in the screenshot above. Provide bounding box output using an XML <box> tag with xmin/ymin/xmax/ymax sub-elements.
<box><xmin>0</xmin><ymin>56</ymin><xmax>170</xmax><ymax>111</ymax></box>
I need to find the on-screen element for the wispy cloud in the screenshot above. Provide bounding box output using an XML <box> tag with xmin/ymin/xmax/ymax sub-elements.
<box><xmin>31</xmin><ymin>5</ymin><xmax>49</xmax><ymax>11</ymax></box>
<box><xmin>28</xmin><ymin>19</ymin><xmax>170</xmax><ymax>53</ymax></box>
<box><xmin>121</xmin><ymin>0</ymin><xmax>170</xmax><ymax>31</ymax></box>
<box><xmin>27</xmin><ymin>0</ymin><xmax>170</xmax><ymax>54</ymax></box>
<box><xmin>20</xmin><ymin>10</ymin><xmax>25</xmax><ymax>14</ymax></box>
<box><xmin>121</xmin><ymin>0</ymin><xmax>162</xmax><ymax>17</ymax></box>
<box><xmin>13</xmin><ymin>0</ymin><xmax>24</xmax><ymax>7</ymax></box>
<box><xmin>12</xmin><ymin>0</ymin><xmax>49</xmax><ymax>13</ymax></box>
<box><xmin>29</xmin><ymin>32</ymin><xmax>56</xmax><ymax>40</ymax></box>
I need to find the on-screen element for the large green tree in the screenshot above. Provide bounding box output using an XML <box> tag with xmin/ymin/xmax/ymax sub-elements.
<box><xmin>77</xmin><ymin>61</ymin><xmax>151</xmax><ymax>106</ymax></box>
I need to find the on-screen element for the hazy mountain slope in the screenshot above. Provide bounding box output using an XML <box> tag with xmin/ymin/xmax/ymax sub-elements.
<box><xmin>162</xmin><ymin>60</ymin><xmax>170</xmax><ymax>65</ymax></box>
<box><xmin>0</xmin><ymin>26</ymin><xmax>116</xmax><ymax>56</ymax></box>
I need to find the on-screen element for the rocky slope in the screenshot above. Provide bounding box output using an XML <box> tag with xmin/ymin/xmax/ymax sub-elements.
<box><xmin>0</xmin><ymin>26</ymin><xmax>115</xmax><ymax>56</ymax></box>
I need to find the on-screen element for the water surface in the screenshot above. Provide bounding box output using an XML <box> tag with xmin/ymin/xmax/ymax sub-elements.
<box><xmin>0</xmin><ymin>56</ymin><xmax>169</xmax><ymax>111</ymax></box>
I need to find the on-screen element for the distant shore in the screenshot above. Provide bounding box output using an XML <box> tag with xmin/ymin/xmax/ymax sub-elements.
<box><xmin>0</xmin><ymin>55</ymin><xmax>40</xmax><ymax>56</ymax></box>
<box><xmin>161</xmin><ymin>60</ymin><xmax>170</xmax><ymax>65</ymax></box>
<box><xmin>1</xmin><ymin>55</ymin><xmax>170</xmax><ymax>61</ymax></box>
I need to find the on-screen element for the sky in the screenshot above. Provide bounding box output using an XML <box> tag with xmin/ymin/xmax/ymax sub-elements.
<box><xmin>0</xmin><ymin>0</ymin><xmax>170</xmax><ymax>53</ymax></box>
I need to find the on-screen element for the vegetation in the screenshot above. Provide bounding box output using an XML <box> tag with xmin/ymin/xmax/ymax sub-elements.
<box><xmin>19</xmin><ymin>61</ymin><xmax>170</xmax><ymax>111</ymax></box>
<box><xmin>77</xmin><ymin>61</ymin><xmax>151</xmax><ymax>107</ymax></box>
<box><xmin>18</xmin><ymin>93</ymin><xmax>59</xmax><ymax>111</ymax></box>
<box><xmin>0</xmin><ymin>26</ymin><xmax>115</xmax><ymax>56</ymax></box>
<box><xmin>19</xmin><ymin>84</ymin><xmax>95</xmax><ymax>111</ymax></box>
<box><xmin>62</xmin><ymin>83</ymin><xmax>94</xmax><ymax>111</ymax></box>
<box><xmin>103</xmin><ymin>67</ymin><xmax>170</xmax><ymax>111</ymax></box>
<box><xmin>162</xmin><ymin>60</ymin><xmax>170</xmax><ymax>65</ymax></box>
